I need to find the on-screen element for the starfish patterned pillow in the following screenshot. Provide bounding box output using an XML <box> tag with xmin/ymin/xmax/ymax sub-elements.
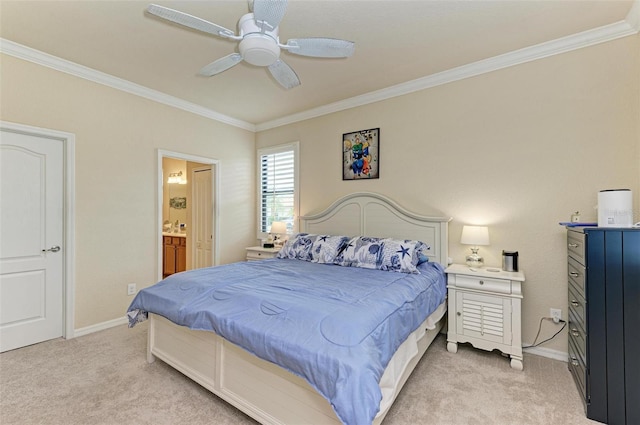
<box><xmin>309</xmin><ymin>235</ymin><xmax>350</xmax><ymax>264</ymax></box>
<box><xmin>335</xmin><ymin>236</ymin><xmax>420</xmax><ymax>273</ymax></box>
<box><xmin>277</xmin><ymin>233</ymin><xmax>315</xmax><ymax>260</ymax></box>
<box><xmin>378</xmin><ymin>238</ymin><xmax>420</xmax><ymax>273</ymax></box>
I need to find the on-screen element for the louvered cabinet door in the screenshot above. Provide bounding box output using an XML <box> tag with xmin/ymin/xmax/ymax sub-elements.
<box><xmin>456</xmin><ymin>292</ymin><xmax>512</xmax><ymax>345</ymax></box>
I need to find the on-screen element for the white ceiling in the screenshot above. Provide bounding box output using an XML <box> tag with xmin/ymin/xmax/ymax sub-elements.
<box><xmin>0</xmin><ymin>1</ymin><xmax>636</xmax><ymax>128</ymax></box>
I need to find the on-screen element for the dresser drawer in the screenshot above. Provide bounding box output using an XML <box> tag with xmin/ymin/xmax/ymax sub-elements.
<box><xmin>568</xmin><ymin>281</ymin><xmax>586</xmax><ymax>327</ymax></box>
<box><xmin>569</xmin><ymin>337</ymin><xmax>587</xmax><ymax>401</ymax></box>
<box><xmin>567</xmin><ymin>256</ymin><xmax>585</xmax><ymax>297</ymax></box>
<box><xmin>567</xmin><ymin>231</ymin><xmax>585</xmax><ymax>264</ymax></box>
<box><xmin>453</xmin><ymin>275</ymin><xmax>511</xmax><ymax>295</ymax></box>
<box><xmin>568</xmin><ymin>312</ymin><xmax>586</xmax><ymax>363</ymax></box>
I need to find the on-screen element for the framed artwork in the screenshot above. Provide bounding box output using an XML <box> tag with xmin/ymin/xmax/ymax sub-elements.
<box><xmin>342</xmin><ymin>128</ymin><xmax>379</xmax><ymax>180</ymax></box>
<box><xmin>169</xmin><ymin>197</ymin><xmax>187</xmax><ymax>209</ymax></box>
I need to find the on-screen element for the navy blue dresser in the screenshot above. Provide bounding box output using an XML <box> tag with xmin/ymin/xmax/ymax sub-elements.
<box><xmin>566</xmin><ymin>227</ymin><xmax>640</xmax><ymax>425</ymax></box>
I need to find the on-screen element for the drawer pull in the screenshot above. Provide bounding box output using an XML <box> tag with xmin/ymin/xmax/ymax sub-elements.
<box><xmin>479</xmin><ymin>280</ymin><xmax>484</xmax><ymax>285</ymax></box>
<box><xmin>457</xmin><ymin>312</ymin><xmax>462</xmax><ymax>316</ymax></box>
<box><xmin>571</xmin><ymin>357</ymin><xmax>579</xmax><ymax>367</ymax></box>
<box><xmin>569</xmin><ymin>272</ymin><xmax>579</xmax><ymax>278</ymax></box>
<box><xmin>571</xmin><ymin>328</ymin><xmax>581</xmax><ymax>337</ymax></box>
<box><xmin>568</xmin><ymin>243</ymin><xmax>579</xmax><ymax>248</ymax></box>
<box><xmin>571</xmin><ymin>300</ymin><xmax>580</xmax><ymax>307</ymax></box>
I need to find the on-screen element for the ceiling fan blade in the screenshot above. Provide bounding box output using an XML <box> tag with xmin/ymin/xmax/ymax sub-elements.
<box><xmin>268</xmin><ymin>59</ymin><xmax>300</xmax><ymax>89</ymax></box>
<box><xmin>198</xmin><ymin>53</ymin><xmax>243</xmax><ymax>76</ymax></box>
<box><xmin>147</xmin><ymin>4</ymin><xmax>236</xmax><ymax>39</ymax></box>
<box><xmin>252</xmin><ymin>0</ymin><xmax>288</xmax><ymax>32</ymax></box>
<box><xmin>284</xmin><ymin>38</ymin><xmax>355</xmax><ymax>58</ymax></box>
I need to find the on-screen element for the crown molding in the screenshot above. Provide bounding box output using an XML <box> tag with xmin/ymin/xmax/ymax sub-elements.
<box><xmin>0</xmin><ymin>38</ymin><xmax>256</xmax><ymax>133</ymax></box>
<box><xmin>627</xmin><ymin>0</ymin><xmax>640</xmax><ymax>31</ymax></box>
<box><xmin>255</xmin><ymin>18</ymin><xmax>638</xmax><ymax>132</ymax></box>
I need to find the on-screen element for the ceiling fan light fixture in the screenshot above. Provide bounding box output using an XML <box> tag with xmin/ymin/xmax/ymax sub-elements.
<box><xmin>239</xmin><ymin>34</ymin><xmax>280</xmax><ymax>66</ymax></box>
<box><xmin>237</xmin><ymin>13</ymin><xmax>281</xmax><ymax>66</ymax></box>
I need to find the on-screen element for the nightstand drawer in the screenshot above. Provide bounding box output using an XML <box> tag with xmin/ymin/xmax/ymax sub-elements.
<box><xmin>245</xmin><ymin>246</ymin><xmax>279</xmax><ymax>261</ymax></box>
<box><xmin>454</xmin><ymin>275</ymin><xmax>511</xmax><ymax>295</ymax></box>
<box><xmin>247</xmin><ymin>251</ymin><xmax>275</xmax><ymax>260</ymax></box>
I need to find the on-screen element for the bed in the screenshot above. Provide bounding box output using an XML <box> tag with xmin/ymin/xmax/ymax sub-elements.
<box><xmin>128</xmin><ymin>192</ymin><xmax>451</xmax><ymax>425</ymax></box>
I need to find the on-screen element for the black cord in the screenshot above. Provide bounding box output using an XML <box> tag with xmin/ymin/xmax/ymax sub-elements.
<box><xmin>523</xmin><ymin>317</ymin><xmax>567</xmax><ymax>348</ymax></box>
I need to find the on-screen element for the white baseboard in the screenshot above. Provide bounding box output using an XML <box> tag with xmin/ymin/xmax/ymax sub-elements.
<box><xmin>523</xmin><ymin>345</ymin><xmax>568</xmax><ymax>362</ymax></box>
<box><xmin>73</xmin><ymin>316</ymin><xmax>128</xmax><ymax>338</ymax></box>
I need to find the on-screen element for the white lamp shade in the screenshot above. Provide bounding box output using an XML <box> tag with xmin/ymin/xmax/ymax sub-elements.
<box><xmin>460</xmin><ymin>225</ymin><xmax>490</xmax><ymax>246</ymax></box>
<box><xmin>270</xmin><ymin>221</ymin><xmax>287</xmax><ymax>234</ymax></box>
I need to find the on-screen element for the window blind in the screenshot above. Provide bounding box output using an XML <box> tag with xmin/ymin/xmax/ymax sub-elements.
<box><xmin>260</xmin><ymin>149</ymin><xmax>295</xmax><ymax>233</ymax></box>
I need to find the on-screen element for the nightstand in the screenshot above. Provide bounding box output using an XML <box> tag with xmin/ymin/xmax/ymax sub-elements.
<box><xmin>445</xmin><ymin>263</ymin><xmax>526</xmax><ymax>370</ymax></box>
<box><xmin>245</xmin><ymin>246</ymin><xmax>280</xmax><ymax>261</ymax></box>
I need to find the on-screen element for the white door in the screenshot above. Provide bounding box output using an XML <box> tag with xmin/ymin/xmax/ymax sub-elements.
<box><xmin>0</xmin><ymin>130</ymin><xmax>64</xmax><ymax>352</ymax></box>
<box><xmin>192</xmin><ymin>167</ymin><xmax>213</xmax><ymax>269</ymax></box>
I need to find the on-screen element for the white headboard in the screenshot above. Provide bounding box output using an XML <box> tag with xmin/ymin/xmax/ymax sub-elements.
<box><xmin>300</xmin><ymin>192</ymin><xmax>451</xmax><ymax>265</ymax></box>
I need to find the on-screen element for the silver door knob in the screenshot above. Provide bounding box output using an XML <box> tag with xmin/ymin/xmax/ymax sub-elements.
<box><xmin>42</xmin><ymin>245</ymin><xmax>61</xmax><ymax>252</ymax></box>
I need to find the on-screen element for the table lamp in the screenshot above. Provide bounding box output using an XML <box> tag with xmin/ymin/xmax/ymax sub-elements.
<box><xmin>270</xmin><ymin>221</ymin><xmax>287</xmax><ymax>247</ymax></box>
<box><xmin>460</xmin><ymin>225</ymin><xmax>490</xmax><ymax>268</ymax></box>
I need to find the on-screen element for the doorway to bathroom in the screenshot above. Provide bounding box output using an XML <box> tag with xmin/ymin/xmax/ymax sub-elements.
<box><xmin>158</xmin><ymin>150</ymin><xmax>219</xmax><ymax>282</ymax></box>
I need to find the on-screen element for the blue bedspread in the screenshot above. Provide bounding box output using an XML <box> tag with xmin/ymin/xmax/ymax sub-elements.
<box><xmin>127</xmin><ymin>259</ymin><xmax>446</xmax><ymax>425</ymax></box>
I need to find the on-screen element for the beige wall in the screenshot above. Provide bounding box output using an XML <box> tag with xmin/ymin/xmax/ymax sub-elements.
<box><xmin>257</xmin><ymin>35</ymin><xmax>640</xmax><ymax>354</ymax></box>
<box><xmin>0</xmin><ymin>54</ymin><xmax>256</xmax><ymax>329</ymax></box>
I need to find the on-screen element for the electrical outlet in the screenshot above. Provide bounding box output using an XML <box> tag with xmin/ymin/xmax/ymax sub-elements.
<box><xmin>550</xmin><ymin>308</ymin><xmax>562</xmax><ymax>323</ymax></box>
<box><xmin>127</xmin><ymin>283</ymin><xmax>137</xmax><ymax>296</ymax></box>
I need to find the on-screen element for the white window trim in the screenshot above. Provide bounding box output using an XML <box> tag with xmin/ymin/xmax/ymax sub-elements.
<box><xmin>256</xmin><ymin>141</ymin><xmax>299</xmax><ymax>240</ymax></box>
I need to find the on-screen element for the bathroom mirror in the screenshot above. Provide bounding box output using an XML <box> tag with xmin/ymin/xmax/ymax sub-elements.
<box><xmin>167</xmin><ymin>181</ymin><xmax>187</xmax><ymax>228</ymax></box>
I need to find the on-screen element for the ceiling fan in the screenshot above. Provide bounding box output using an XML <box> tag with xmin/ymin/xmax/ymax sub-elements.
<box><xmin>146</xmin><ymin>0</ymin><xmax>355</xmax><ymax>89</ymax></box>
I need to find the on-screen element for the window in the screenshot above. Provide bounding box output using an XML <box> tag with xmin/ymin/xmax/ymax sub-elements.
<box><xmin>257</xmin><ymin>142</ymin><xmax>299</xmax><ymax>236</ymax></box>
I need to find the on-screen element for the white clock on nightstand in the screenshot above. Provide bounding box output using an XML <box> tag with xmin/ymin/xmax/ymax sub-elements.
<box><xmin>445</xmin><ymin>264</ymin><xmax>526</xmax><ymax>370</ymax></box>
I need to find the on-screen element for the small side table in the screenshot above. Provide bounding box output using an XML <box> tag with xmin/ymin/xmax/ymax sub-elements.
<box><xmin>245</xmin><ymin>246</ymin><xmax>280</xmax><ymax>261</ymax></box>
<box><xmin>445</xmin><ymin>264</ymin><xmax>526</xmax><ymax>370</ymax></box>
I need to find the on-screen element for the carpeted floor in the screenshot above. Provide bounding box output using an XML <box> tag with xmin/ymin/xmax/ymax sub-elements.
<box><xmin>0</xmin><ymin>323</ymin><xmax>598</xmax><ymax>425</ymax></box>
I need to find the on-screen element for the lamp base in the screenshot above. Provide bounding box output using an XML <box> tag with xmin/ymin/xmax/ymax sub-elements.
<box><xmin>465</xmin><ymin>248</ymin><xmax>484</xmax><ymax>268</ymax></box>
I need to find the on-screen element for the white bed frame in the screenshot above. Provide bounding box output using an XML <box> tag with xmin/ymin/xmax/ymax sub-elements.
<box><xmin>147</xmin><ymin>192</ymin><xmax>451</xmax><ymax>424</ymax></box>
